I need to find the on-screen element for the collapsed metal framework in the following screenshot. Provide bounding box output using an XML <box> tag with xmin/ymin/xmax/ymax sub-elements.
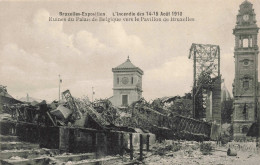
<box><xmin>189</xmin><ymin>43</ymin><xmax>220</xmax><ymax>119</ymax></box>
<box><xmin>62</xmin><ymin>90</ymin><xmax>82</xmax><ymax>120</ymax></box>
<box><xmin>2</xmin><ymin>94</ymin><xmax>212</xmax><ymax>141</ymax></box>
<box><xmin>130</xmin><ymin>102</ymin><xmax>211</xmax><ymax>140</ymax></box>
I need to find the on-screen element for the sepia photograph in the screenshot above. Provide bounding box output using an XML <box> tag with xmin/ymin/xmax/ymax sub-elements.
<box><xmin>0</xmin><ymin>0</ymin><xmax>260</xmax><ymax>164</ymax></box>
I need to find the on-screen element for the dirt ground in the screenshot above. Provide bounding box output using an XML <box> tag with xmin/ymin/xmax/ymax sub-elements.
<box><xmin>143</xmin><ymin>147</ymin><xmax>260</xmax><ymax>165</ymax></box>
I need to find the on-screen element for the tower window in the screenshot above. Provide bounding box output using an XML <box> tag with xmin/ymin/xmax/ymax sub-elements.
<box><xmin>239</xmin><ymin>36</ymin><xmax>242</xmax><ymax>47</ymax></box>
<box><xmin>249</xmin><ymin>36</ymin><xmax>252</xmax><ymax>47</ymax></box>
<box><xmin>122</xmin><ymin>95</ymin><xmax>128</xmax><ymax>106</ymax></box>
<box><xmin>117</xmin><ymin>77</ymin><xmax>119</xmax><ymax>84</ymax></box>
<box><xmin>131</xmin><ymin>77</ymin><xmax>133</xmax><ymax>84</ymax></box>
<box><xmin>242</xmin><ymin>103</ymin><xmax>248</xmax><ymax>120</ymax></box>
<box><xmin>243</xmin><ymin>80</ymin><xmax>249</xmax><ymax>90</ymax></box>
<box><xmin>242</xmin><ymin>38</ymin><xmax>249</xmax><ymax>48</ymax></box>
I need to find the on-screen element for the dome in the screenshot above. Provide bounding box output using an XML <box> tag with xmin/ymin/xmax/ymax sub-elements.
<box><xmin>239</xmin><ymin>0</ymin><xmax>254</xmax><ymax>15</ymax></box>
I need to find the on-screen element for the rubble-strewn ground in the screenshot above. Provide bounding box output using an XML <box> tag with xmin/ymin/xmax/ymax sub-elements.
<box><xmin>144</xmin><ymin>149</ymin><xmax>260</xmax><ymax>165</ymax></box>
<box><xmin>142</xmin><ymin>141</ymin><xmax>260</xmax><ymax>165</ymax></box>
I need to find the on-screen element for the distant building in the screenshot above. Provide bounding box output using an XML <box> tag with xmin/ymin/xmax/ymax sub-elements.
<box><xmin>232</xmin><ymin>1</ymin><xmax>259</xmax><ymax>139</ymax></box>
<box><xmin>221</xmin><ymin>82</ymin><xmax>233</xmax><ymax>124</ymax></box>
<box><xmin>0</xmin><ymin>85</ymin><xmax>22</xmax><ymax>109</ymax></box>
<box><xmin>109</xmin><ymin>57</ymin><xmax>143</xmax><ymax>107</ymax></box>
<box><xmin>221</xmin><ymin>82</ymin><xmax>232</xmax><ymax>102</ymax></box>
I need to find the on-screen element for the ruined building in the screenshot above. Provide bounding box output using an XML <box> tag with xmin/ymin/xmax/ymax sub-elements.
<box><xmin>189</xmin><ymin>43</ymin><xmax>221</xmax><ymax>124</ymax></box>
<box><xmin>109</xmin><ymin>57</ymin><xmax>143</xmax><ymax>107</ymax></box>
<box><xmin>232</xmin><ymin>0</ymin><xmax>259</xmax><ymax>139</ymax></box>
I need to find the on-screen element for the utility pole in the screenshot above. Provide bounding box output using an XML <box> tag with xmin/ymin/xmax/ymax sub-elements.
<box><xmin>255</xmin><ymin>51</ymin><xmax>259</xmax><ymax>150</ymax></box>
<box><xmin>59</xmin><ymin>74</ymin><xmax>61</xmax><ymax>102</ymax></box>
<box><xmin>257</xmin><ymin>97</ymin><xmax>260</xmax><ymax>150</ymax></box>
<box><xmin>26</xmin><ymin>93</ymin><xmax>29</xmax><ymax>102</ymax></box>
<box><xmin>193</xmin><ymin>50</ymin><xmax>196</xmax><ymax>118</ymax></box>
<box><xmin>92</xmin><ymin>87</ymin><xmax>94</xmax><ymax>102</ymax></box>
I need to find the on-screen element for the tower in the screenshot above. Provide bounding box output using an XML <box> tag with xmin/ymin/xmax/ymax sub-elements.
<box><xmin>110</xmin><ymin>57</ymin><xmax>143</xmax><ymax>107</ymax></box>
<box><xmin>233</xmin><ymin>0</ymin><xmax>259</xmax><ymax>139</ymax></box>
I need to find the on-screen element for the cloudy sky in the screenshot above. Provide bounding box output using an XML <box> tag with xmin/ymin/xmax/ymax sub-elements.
<box><xmin>0</xmin><ymin>0</ymin><xmax>260</xmax><ymax>102</ymax></box>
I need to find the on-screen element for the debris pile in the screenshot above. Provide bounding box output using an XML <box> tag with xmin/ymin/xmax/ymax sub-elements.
<box><xmin>117</xmin><ymin>98</ymin><xmax>211</xmax><ymax>141</ymax></box>
<box><xmin>152</xmin><ymin>141</ymin><xmax>182</xmax><ymax>156</ymax></box>
<box><xmin>1</xmin><ymin>89</ymin><xmax>135</xmax><ymax>133</ymax></box>
<box><xmin>1</xmin><ymin>87</ymin><xmax>211</xmax><ymax>141</ymax></box>
<box><xmin>199</xmin><ymin>142</ymin><xmax>214</xmax><ymax>155</ymax></box>
<box><xmin>142</xmin><ymin>140</ymin><xmax>204</xmax><ymax>164</ymax></box>
<box><xmin>150</xmin><ymin>95</ymin><xmax>192</xmax><ymax>117</ymax></box>
<box><xmin>92</xmin><ymin>99</ymin><xmax>122</xmax><ymax>125</ymax></box>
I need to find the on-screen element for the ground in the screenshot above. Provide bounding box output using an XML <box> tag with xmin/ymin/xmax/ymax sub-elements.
<box><xmin>143</xmin><ymin>146</ymin><xmax>260</xmax><ymax>165</ymax></box>
<box><xmin>1</xmin><ymin>113</ymin><xmax>259</xmax><ymax>165</ymax></box>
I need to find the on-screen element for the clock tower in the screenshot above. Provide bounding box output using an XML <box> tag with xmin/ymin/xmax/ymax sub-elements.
<box><xmin>110</xmin><ymin>57</ymin><xmax>143</xmax><ymax>107</ymax></box>
<box><xmin>233</xmin><ymin>0</ymin><xmax>259</xmax><ymax>139</ymax></box>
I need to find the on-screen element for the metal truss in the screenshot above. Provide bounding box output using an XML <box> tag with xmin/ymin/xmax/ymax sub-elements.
<box><xmin>62</xmin><ymin>90</ymin><xmax>82</xmax><ymax>120</ymax></box>
<box><xmin>189</xmin><ymin>43</ymin><xmax>220</xmax><ymax>119</ymax></box>
<box><xmin>189</xmin><ymin>43</ymin><xmax>220</xmax><ymax>85</ymax></box>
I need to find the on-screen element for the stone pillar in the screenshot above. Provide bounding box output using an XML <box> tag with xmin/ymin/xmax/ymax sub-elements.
<box><xmin>146</xmin><ymin>134</ymin><xmax>150</xmax><ymax>151</ymax></box>
<box><xmin>130</xmin><ymin>133</ymin><xmax>133</xmax><ymax>160</ymax></box>
<box><xmin>139</xmin><ymin>134</ymin><xmax>143</xmax><ymax>161</ymax></box>
<box><xmin>120</xmin><ymin>133</ymin><xmax>124</xmax><ymax>156</ymax></box>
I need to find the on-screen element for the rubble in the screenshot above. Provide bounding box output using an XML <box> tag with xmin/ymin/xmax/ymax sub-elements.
<box><xmin>8</xmin><ymin>156</ymin><xmax>26</xmax><ymax>161</ymax></box>
<box><xmin>144</xmin><ymin>140</ymin><xmax>260</xmax><ymax>165</ymax></box>
<box><xmin>200</xmin><ymin>142</ymin><xmax>214</xmax><ymax>155</ymax></box>
<box><xmin>151</xmin><ymin>141</ymin><xmax>182</xmax><ymax>156</ymax></box>
<box><xmin>1</xmin><ymin>88</ymin><xmax>212</xmax><ymax>142</ymax></box>
<box><xmin>50</xmin><ymin>104</ymin><xmax>73</xmax><ymax>120</ymax></box>
<box><xmin>62</xmin><ymin>90</ymin><xmax>82</xmax><ymax>121</ymax></box>
<box><xmin>1</xmin><ymin>85</ymin><xmax>260</xmax><ymax>165</ymax></box>
<box><xmin>0</xmin><ymin>87</ymin><xmax>217</xmax><ymax>165</ymax></box>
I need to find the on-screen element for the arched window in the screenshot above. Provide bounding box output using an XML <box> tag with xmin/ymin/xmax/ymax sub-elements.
<box><xmin>243</xmin><ymin>38</ymin><xmax>249</xmax><ymax>48</ymax></box>
<box><xmin>131</xmin><ymin>77</ymin><xmax>134</xmax><ymax>84</ymax></box>
<box><xmin>117</xmin><ymin>77</ymin><xmax>119</xmax><ymax>84</ymax></box>
<box><xmin>249</xmin><ymin>36</ymin><xmax>252</xmax><ymax>47</ymax></box>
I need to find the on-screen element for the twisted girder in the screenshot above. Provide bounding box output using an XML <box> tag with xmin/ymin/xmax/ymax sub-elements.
<box><xmin>132</xmin><ymin>106</ymin><xmax>211</xmax><ymax>139</ymax></box>
<box><xmin>62</xmin><ymin>90</ymin><xmax>82</xmax><ymax>120</ymax></box>
<box><xmin>189</xmin><ymin>43</ymin><xmax>220</xmax><ymax>81</ymax></box>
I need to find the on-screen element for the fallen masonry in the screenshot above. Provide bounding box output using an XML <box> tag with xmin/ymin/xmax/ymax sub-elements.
<box><xmin>0</xmin><ymin>89</ymin><xmax>214</xmax><ymax>164</ymax></box>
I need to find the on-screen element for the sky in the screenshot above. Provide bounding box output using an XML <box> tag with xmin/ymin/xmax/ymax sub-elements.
<box><xmin>0</xmin><ymin>0</ymin><xmax>260</xmax><ymax>102</ymax></box>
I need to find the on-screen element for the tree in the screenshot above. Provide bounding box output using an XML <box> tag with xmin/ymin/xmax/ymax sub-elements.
<box><xmin>194</xmin><ymin>71</ymin><xmax>214</xmax><ymax>120</ymax></box>
<box><xmin>169</xmin><ymin>98</ymin><xmax>192</xmax><ymax>117</ymax></box>
<box><xmin>221</xmin><ymin>99</ymin><xmax>233</xmax><ymax>123</ymax></box>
